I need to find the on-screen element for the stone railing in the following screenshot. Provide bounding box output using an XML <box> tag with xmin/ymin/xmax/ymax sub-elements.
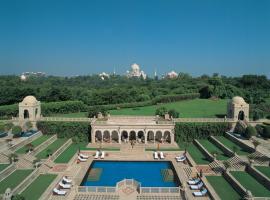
<box><xmin>9</xmin><ymin>131</ymin><xmax>42</xmax><ymax>152</ymax></box>
<box><xmin>33</xmin><ymin>135</ymin><xmax>57</xmax><ymax>156</ymax></box>
<box><xmin>0</xmin><ymin>163</ymin><xmax>16</xmax><ymax>182</ymax></box>
<box><xmin>14</xmin><ymin>168</ymin><xmax>40</xmax><ymax>194</ymax></box>
<box><xmin>174</xmin><ymin>118</ymin><xmax>234</xmax><ymax>123</ymax></box>
<box><xmin>50</xmin><ymin>139</ymin><xmax>72</xmax><ymax>161</ymax></box>
<box><xmin>140</xmin><ymin>187</ymin><xmax>180</xmax><ymax>194</ymax></box>
<box><xmin>40</xmin><ymin>117</ymin><xmax>91</xmax><ymax>122</ymax></box>
<box><xmin>116</xmin><ymin>179</ymin><xmax>141</xmax><ymax>192</ymax></box>
<box><xmin>223</xmin><ymin>171</ymin><xmax>247</xmax><ymax>196</ymax></box>
<box><xmin>77</xmin><ymin>186</ymin><xmax>116</xmax><ymax>193</ymax></box>
<box><xmin>210</xmin><ymin>136</ymin><xmax>234</xmax><ymax>157</ymax></box>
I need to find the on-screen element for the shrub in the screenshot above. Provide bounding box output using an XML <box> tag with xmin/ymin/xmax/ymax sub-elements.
<box><xmin>168</xmin><ymin>109</ymin><xmax>179</xmax><ymax>118</ymax></box>
<box><xmin>255</xmin><ymin>124</ymin><xmax>264</xmax><ymax>136</ymax></box>
<box><xmin>261</xmin><ymin>126</ymin><xmax>270</xmax><ymax>139</ymax></box>
<box><xmin>234</xmin><ymin>121</ymin><xmax>246</xmax><ymax>135</ymax></box>
<box><xmin>155</xmin><ymin>107</ymin><xmax>168</xmax><ymax>117</ymax></box>
<box><xmin>152</xmin><ymin>93</ymin><xmax>200</xmax><ymax>104</ymax></box>
<box><xmin>243</xmin><ymin>126</ymin><xmax>257</xmax><ymax>139</ymax></box>
<box><xmin>12</xmin><ymin>126</ymin><xmax>22</xmax><ymax>137</ymax></box>
<box><xmin>175</xmin><ymin>122</ymin><xmax>231</xmax><ymax>143</ymax></box>
<box><xmin>37</xmin><ymin>121</ymin><xmax>90</xmax><ymax>142</ymax></box>
<box><xmin>0</xmin><ymin>104</ymin><xmax>18</xmax><ymax>119</ymax></box>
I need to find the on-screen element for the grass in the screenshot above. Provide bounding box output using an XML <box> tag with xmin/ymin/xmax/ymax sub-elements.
<box><xmin>50</xmin><ymin>112</ymin><xmax>87</xmax><ymax>118</ymax></box>
<box><xmin>206</xmin><ymin>175</ymin><xmax>241</xmax><ymax>200</ymax></box>
<box><xmin>36</xmin><ymin>138</ymin><xmax>68</xmax><ymax>159</ymax></box>
<box><xmin>0</xmin><ymin>169</ymin><xmax>33</xmax><ymax>194</ymax></box>
<box><xmin>215</xmin><ymin>136</ymin><xmax>250</xmax><ymax>155</ymax></box>
<box><xmin>0</xmin><ymin>164</ymin><xmax>9</xmax><ymax>172</ymax></box>
<box><xmin>231</xmin><ymin>171</ymin><xmax>270</xmax><ymax>197</ymax></box>
<box><xmin>16</xmin><ymin>135</ymin><xmax>52</xmax><ymax>154</ymax></box>
<box><xmin>21</xmin><ymin>174</ymin><xmax>57</xmax><ymax>200</ymax></box>
<box><xmin>54</xmin><ymin>142</ymin><xmax>87</xmax><ymax>163</ymax></box>
<box><xmin>197</xmin><ymin>139</ymin><xmax>230</xmax><ymax>160</ymax></box>
<box><xmin>109</xmin><ymin>99</ymin><xmax>227</xmax><ymax>117</ymax></box>
<box><xmin>186</xmin><ymin>143</ymin><xmax>210</xmax><ymax>164</ymax></box>
<box><xmin>255</xmin><ymin>166</ymin><xmax>270</xmax><ymax>179</ymax></box>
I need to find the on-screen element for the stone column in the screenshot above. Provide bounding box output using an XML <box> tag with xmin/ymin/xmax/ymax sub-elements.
<box><xmin>144</xmin><ymin>131</ymin><xmax>147</xmax><ymax>144</ymax></box>
<box><xmin>101</xmin><ymin>132</ymin><xmax>103</xmax><ymax>143</ymax></box>
<box><xmin>92</xmin><ymin>129</ymin><xmax>95</xmax><ymax>143</ymax></box>
<box><xmin>118</xmin><ymin>132</ymin><xmax>121</xmax><ymax>144</ymax></box>
<box><xmin>135</xmin><ymin>131</ymin><xmax>138</xmax><ymax>142</ymax></box>
<box><xmin>154</xmin><ymin>132</ymin><xmax>156</xmax><ymax>144</ymax></box>
<box><xmin>127</xmin><ymin>132</ymin><xmax>130</xmax><ymax>142</ymax></box>
<box><xmin>110</xmin><ymin>132</ymin><xmax>112</xmax><ymax>143</ymax></box>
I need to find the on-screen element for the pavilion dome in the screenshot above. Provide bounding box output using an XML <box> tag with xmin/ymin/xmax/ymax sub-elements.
<box><xmin>22</xmin><ymin>95</ymin><xmax>38</xmax><ymax>106</ymax></box>
<box><xmin>131</xmin><ymin>63</ymin><xmax>140</xmax><ymax>71</ymax></box>
<box><xmin>231</xmin><ymin>96</ymin><xmax>246</xmax><ymax>105</ymax></box>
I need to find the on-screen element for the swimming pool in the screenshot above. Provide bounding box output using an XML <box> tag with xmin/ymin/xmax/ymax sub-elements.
<box><xmin>81</xmin><ymin>161</ymin><xmax>180</xmax><ymax>187</ymax></box>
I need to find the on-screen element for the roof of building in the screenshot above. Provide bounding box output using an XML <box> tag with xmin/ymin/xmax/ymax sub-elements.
<box><xmin>22</xmin><ymin>95</ymin><xmax>39</xmax><ymax>106</ymax></box>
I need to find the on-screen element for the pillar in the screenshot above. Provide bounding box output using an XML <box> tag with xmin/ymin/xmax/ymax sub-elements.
<box><xmin>127</xmin><ymin>132</ymin><xmax>130</xmax><ymax>142</ymax></box>
<box><xmin>144</xmin><ymin>131</ymin><xmax>147</xmax><ymax>144</ymax></box>
<box><xmin>92</xmin><ymin>129</ymin><xmax>95</xmax><ymax>144</ymax></box>
<box><xmin>110</xmin><ymin>132</ymin><xmax>112</xmax><ymax>143</ymax></box>
<box><xmin>118</xmin><ymin>132</ymin><xmax>121</xmax><ymax>144</ymax></box>
<box><xmin>154</xmin><ymin>132</ymin><xmax>156</xmax><ymax>144</ymax></box>
<box><xmin>101</xmin><ymin>132</ymin><xmax>103</xmax><ymax>143</ymax></box>
<box><xmin>135</xmin><ymin>131</ymin><xmax>138</xmax><ymax>142</ymax></box>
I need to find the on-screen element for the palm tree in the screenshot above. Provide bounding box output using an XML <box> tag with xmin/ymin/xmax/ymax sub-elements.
<box><xmin>251</xmin><ymin>139</ymin><xmax>260</xmax><ymax>151</ymax></box>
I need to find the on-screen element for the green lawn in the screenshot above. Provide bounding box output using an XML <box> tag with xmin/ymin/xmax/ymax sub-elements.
<box><xmin>21</xmin><ymin>174</ymin><xmax>57</xmax><ymax>200</ymax></box>
<box><xmin>231</xmin><ymin>171</ymin><xmax>270</xmax><ymax>197</ymax></box>
<box><xmin>0</xmin><ymin>169</ymin><xmax>33</xmax><ymax>194</ymax></box>
<box><xmin>215</xmin><ymin>136</ymin><xmax>250</xmax><ymax>155</ymax></box>
<box><xmin>54</xmin><ymin>142</ymin><xmax>87</xmax><ymax>163</ymax></box>
<box><xmin>186</xmin><ymin>143</ymin><xmax>210</xmax><ymax>164</ymax></box>
<box><xmin>198</xmin><ymin>139</ymin><xmax>230</xmax><ymax>160</ymax></box>
<box><xmin>109</xmin><ymin>99</ymin><xmax>227</xmax><ymax>117</ymax></box>
<box><xmin>206</xmin><ymin>175</ymin><xmax>241</xmax><ymax>200</ymax></box>
<box><xmin>36</xmin><ymin>138</ymin><xmax>68</xmax><ymax>159</ymax></box>
<box><xmin>16</xmin><ymin>135</ymin><xmax>52</xmax><ymax>154</ymax></box>
<box><xmin>0</xmin><ymin>164</ymin><xmax>9</xmax><ymax>172</ymax></box>
<box><xmin>255</xmin><ymin>166</ymin><xmax>270</xmax><ymax>179</ymax></box>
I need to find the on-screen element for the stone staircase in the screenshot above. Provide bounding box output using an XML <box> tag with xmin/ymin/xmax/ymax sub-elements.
<box><xmin>248</xmin><ymin>151</ymin><xmax>270</xmax><ymax>165</ymax></box>
<box><xmin>209</xmin><ymin>160</ymin><xmax>224</xmax><ymax>174</ymax></box>
<box><xmin>226</xmin><ymin>156</ymin><xmax>246</xmax><ymax>171</ymax></box>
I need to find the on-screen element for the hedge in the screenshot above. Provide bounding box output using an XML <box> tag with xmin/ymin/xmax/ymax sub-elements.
<box><xmin>36</xmin><ymin>121</ymin><xmax>90</xmax><ymax>142</ymax></box>
<box><xmin>175</xmin><ymin>122</ymin><xmax>231</xmax><ymax>143</ymax></box>
<box><xmin>0</xmin><ymin>104</ymin><xmax>18</xmax><ymax>119</ymax></box>
<box><xmin>42</xmin><ymin>101</ymin><xmax>88</xmax><ymax>115</ymax></box>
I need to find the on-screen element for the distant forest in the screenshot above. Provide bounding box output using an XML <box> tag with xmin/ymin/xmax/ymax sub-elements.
<box><xmin>0</xmin><ymin>73</ymin><xmax>269</xmax><ymax>119</ymax></box>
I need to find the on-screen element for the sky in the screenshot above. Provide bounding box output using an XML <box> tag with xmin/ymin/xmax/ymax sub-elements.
<box><xmin>0</xmin><ymin>0</ymin><xmax>269</xmax><ymax>77</ymax></box>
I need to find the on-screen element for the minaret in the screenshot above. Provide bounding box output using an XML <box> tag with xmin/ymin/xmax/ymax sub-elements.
<box><xmin>154</xmin><ymin>69</ymin><xmax>158</xmax><ymax>80</ymax></box>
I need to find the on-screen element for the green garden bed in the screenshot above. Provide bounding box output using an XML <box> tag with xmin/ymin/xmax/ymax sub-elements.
<box><xmin>0</xmin><ymin>164</ymin><xmax>9</xmax><ymax>172</ymax></box>
<box><xmin>198</xmin><ymin>139</ymin><xmax>230</xmax><ymax>160</ymax></box>
<box><xmin>215</xmin><ymin>136</ymin><xmax>250</xmax><ymax>155</ymax></box>
<box><xmin>36</xmin><ymin>138</ymin><xmax>68</xmax><ymax>159</ymax></box>
<box><xmin>54</xmin><ymin>142</ymin><xmax>87</xmax><ymax>163</ymax></box>
<box><xmin>255</xmin><ymin>166</ymin><xmax>270</xmax><ymax>179</ymax></box>
<box><xmin>21</xmin><ymin>174</ymin><xmax>57</xmax><ymax>200</ymax></box>
<box><xmin>231</xmin><ymin>171</ymin><xmax>270</xmax><ymax>197</ymax></box>
<box><xmin>186</xmin><ymin>143</ymin><xmax>210</xmax><ymax>164</ymax></box>
<box><xmin>16</xmin><ymin>135</ymin><xmax>52</xmax><ymax>154</ymax></box>
<box><xmin>0</xmin><ymin>169</ymin><xmax>33</xmax><ymax>194</ymax></box>
<box><xmin>206</xmin><ymin>175</ymin><xmax>241</xmax><ymax>200</ymax></box>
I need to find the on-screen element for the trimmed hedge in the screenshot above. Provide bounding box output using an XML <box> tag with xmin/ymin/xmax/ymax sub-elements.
<box><xmin>175</xmin><ymin>122</ymin><xmax>231</xmax><ymax>143</ymax></box>
<box><xmin>0</xmin><ymin>104</ymin><xmax>18</xmax><ymax>119</ymax></box>
<box><xmin>36</xmin><ymin>121</ymin><xmax>90</xmax><ymax>142</ymax></box>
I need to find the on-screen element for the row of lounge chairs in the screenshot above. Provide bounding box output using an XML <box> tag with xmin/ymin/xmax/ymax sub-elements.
<box><xmin>187</xmin><ymin>177</ymin><xmax>208</xmax><ymax>197</ymax></box>
<box><xmin>53</xmin><ymin>176</ymin><xmax>72</xmax><ymax>196</ymax></box>
<box><xmin>153</xmin><ymin>151</ymin><xmax>165</xmax><ymax>159</ymax></box>
<box><xmin>94</xmin><ymin>151</ymin><xmax>105</xmax><ymax>159</ymax></box>
<box><xmin>175</xmin><ymin>155</ymin><xmax>186</xmax><ymax>162</ymax></box>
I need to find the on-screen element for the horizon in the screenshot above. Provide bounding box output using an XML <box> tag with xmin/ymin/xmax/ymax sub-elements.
<box><xmin>0</xmin><ymin>0</ymin><xmax>270</xmax><ymax>77</ymax></box>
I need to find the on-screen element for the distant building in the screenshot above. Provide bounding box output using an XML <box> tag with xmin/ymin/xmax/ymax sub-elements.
<box><xmin>99</xmin><ymin>72</ymin><xmax>110</xmax><ymax>80</ymax></box>
<box><xmin>166</xmin><ymin>71</ymin><xmax>178</xmax><ymax>79</ymax></box>
<box><xmin>20</xmin><ymin>72</ymin><xmax>46</xmax><ymax>80</ymax></box>
<box><xmin>126</xmin><ymin>63</ymin><xmax>147</xmax><ymax>79</ymax></box>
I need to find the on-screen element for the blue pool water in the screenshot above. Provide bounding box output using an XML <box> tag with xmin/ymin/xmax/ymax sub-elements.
<box><xmin>81</xmin><ymin>161</ymin><xmax>179</xmax><ymax>187</ymax></box>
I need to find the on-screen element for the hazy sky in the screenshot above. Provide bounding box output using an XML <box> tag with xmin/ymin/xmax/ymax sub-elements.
<box><xmin>0</xmin><ymin>0</ymin><xmax>269</xmax><ymax>77</ymax></box>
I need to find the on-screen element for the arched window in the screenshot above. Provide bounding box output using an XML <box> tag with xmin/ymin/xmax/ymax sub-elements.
<box><xmin>95</xmin><ymin>130</ymin><xmax>102</xmax><ymax>142</ymax></box>
<box><xmin>24</xmin><ymin>110</ymin><xmax>29</xmax><ymax>119</ymax></box>
<box><xmin>129</xmin><ymin>131</ymin><xmax>136</xmax><ymax>141</ymax></box>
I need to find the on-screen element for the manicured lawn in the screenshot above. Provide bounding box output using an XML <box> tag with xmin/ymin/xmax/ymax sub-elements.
<box><xmin>255</xmin><ymin>166</ymin><xmax>270</xmax><ymax>179</ymax></box>
<box><xmin>21</xmin><ymin>174</ymin><xmax>57</xmax><ymax>200</ymax></box>
<box><xmin>215</xmin><ymin>136</ymin><xmax>250</xmax><ymax>155</ymax></box>
<box><xmin>206</xmin><ymin>175</ymin><xmax>241</xmax><ymax>200</ymax></box>
<box><xmin>198</xmin><ymin>139</ymin><xmax>230</xmax><ymax>160</ymax></box>
<box><xmin>0</xmin><ymin>169</ymin><xmax>33</xmax><ymax>194</ymax></box>
<box><xmin>16</xmin><ymin>135</ymin><xmax>52</xmax><ymax>154</ymax></box>
<box><xmin>51</xmin><ymin>112</ymin><xmax>87</xmax><ymax>118</ymax></box>
<box><xmin>36</xmin><ymin>138</ymin><xmax>68</xmax><ymax>159</ymax></box>
<box><xmin>109</xmin><ymin>99</ymin><xmax>227</xmax><ymax>117</ymax></box>
<box><xmin>54</xmin><ymin>142</ymin><xmax>87</xmax><ymax>163</ymax></box>
<box><xmin>0</xmin><ymin>164</ymin><xmax>9</xmax><ymax>172</ymax></box>
<box><xmin>231</xmin><ymin>171</ymin><xmax>270</xmax><ymax>197</ymax></box>
<box><xmin>186</xmin><ymin>143</ymin><xmax>210</xmax><ymax>164</ymax></box>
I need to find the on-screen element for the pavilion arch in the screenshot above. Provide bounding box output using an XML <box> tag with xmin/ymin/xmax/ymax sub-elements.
<box><xmin>155</xmin><ymin>131</ymin><xmax>163</xmax><ymax>142</ymax></box>
<box><xmin>164</xmin><ymin>131</ymin><xmax>171</xmax><ymax>143</ymax></box>
<box><xmin>121</xmin><ymin>130</ymin><xmax>128</xmax><ymax>142</ymax></box>
<box><xmin>111</xmin><ymin>130</ymin><xmax>119</xmax><ymax>143</ymax></box>
<box><xmin>147</xmin><ymin>131</ymin><xmax>155</xmax><ymax>143</ymax></box>
<box><xmin>95</xmin><ymin>130</ymin><xmax>102</xmax><ymax>142</ymax></box>
<box><xmin>24</xmin><ymin>109</ymin><xmax>29</xmax><ymax>119</ymax></box>
<box><xmin>137</xmin><ymin>131</ymin><xmax>145</xmax><ymax>143</ymax></box>
<box><xmin>103</xmin><ymin>130</ymin><xmax>110</xmax><ymax>143</ymax></box>
<box><xmin>238</xmin><ymin>110</ymin><xmax>245</xmax><ymax>120</ymax></box>
<box><xmin>129</xmin><ymin>131</ymin><xmax>136</xmax><ymax>141</ymax></box>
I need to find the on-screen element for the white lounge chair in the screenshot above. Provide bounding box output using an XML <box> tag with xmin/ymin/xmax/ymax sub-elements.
<box><xmin>78</xmin><ymin>156</ymin><xmax>87</xmax><ymax>162</ymax></box>
<box><xmin>187</xmin><ymin>178</ymin><xmax>200</xmax><ymax>185</ymax></box>
<box><xmin>100</xmin><ymin>151</ymin><xmax>105</xmax><ymax>159</ymax></box>
<box><xmin>154</xmin><ymin>152</ymin><xmax>158</xmax><ymax>159</ymax></box>
<box><xmin>160</xmin><ymin>152</ymin><xmax>165</xmax><ymax>159</ymax></box>
<box><xmin>94</xmin><ymin>151</ymin><xmax>99</xmax><ymax>159</ymax></box>
<box><xmin>190</xmin><ymin>181</ymin><xmax>204</xmax><ymax>190</ymax></box>
<box><xmin>176</xmin><ymin>156</ymin><xmax>186</xmax><ymax>162</ymax></box>
<box><xmin>53</xmin><ymin>188</ymin><xmax>67</xmax><ymax>195</ymax></box>
<box><xmin>79</xmin><ymin>153</ymin><xmax>89</xmax><ymax>159</ymax></box>
<box><xmin>193</xmin><ymin>188</ymin><xmax>207</xmax><ymax>197</ymax></box>
<box><xmin>63</xmin><ymin>176</ymin><xmax>72</xmax><ymax>183</ymax></box>
<box><xmin>59</xmin><ymin>181</ymin><xmax>71</xmax><ymax>189</ymax></box>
